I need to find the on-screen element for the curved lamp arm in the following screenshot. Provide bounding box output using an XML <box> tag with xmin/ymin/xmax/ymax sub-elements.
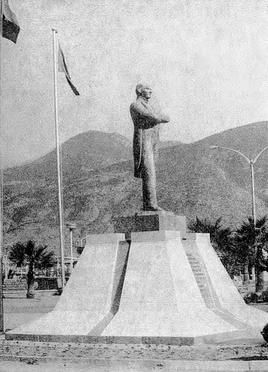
<box><xmin>210</xmin><ymin>145</ymin><xmax>250</xmax><ymax>164</ymax></box>
<box><xmin>252</xmin><ymin>146</ymin><xmax>268</xmax><ymax>164</ymax></box>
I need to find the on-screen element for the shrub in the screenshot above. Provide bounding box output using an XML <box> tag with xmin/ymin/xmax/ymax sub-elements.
<box><xmin>243</xmin><ymin>292</ymin><xmax>259</xmax><ymax>304</ymax></box>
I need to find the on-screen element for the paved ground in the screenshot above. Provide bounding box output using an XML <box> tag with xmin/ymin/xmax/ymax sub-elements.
<box><xmin>3</xmin><ymin>290</ymin><xmax>59</xmax><ymax>330</ymax></box>
<box><xmin>1</xmin><ymin>290</ymin><xmax>268</xmax><ymax>371</ymax></box>
<box><xmin>1</xmin><ymin>358</ymin><xmax>268</xmax><ymax>372</ymax></box>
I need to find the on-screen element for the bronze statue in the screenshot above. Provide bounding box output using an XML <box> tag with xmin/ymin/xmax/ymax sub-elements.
<box><xmin>130</xmin><ymin>84</ymin><xmax>170</xmax><ymax>211</ymax></box>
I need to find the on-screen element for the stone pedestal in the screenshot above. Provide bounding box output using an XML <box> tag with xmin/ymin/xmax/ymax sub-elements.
<box><xmin>114</xmin><ymin>211</ymin><xmax>187</xmax><ymax>239</ymax></box>
<box><xmin>102</xmin><ymin>230</ymin><xmax>241</xmax><ymax>341</ymax></box>
<box><xmin>6</xmin><ymin>213</ymin><xmax>268</xmax><ymax>344</ymax></box>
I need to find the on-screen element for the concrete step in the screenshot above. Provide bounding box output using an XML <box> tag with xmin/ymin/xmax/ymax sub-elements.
<box><xmin>3</xmin><ymin>284</ymin><xmax>27</xmax><ymax>291</ymax></box>
<box><xmin>185</xmin><ymin>251</ymin><xmax>217</xmax><ymax>309</ymax></box>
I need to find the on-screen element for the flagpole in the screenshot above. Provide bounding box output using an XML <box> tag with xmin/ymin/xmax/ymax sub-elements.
<box><xmin>0</xmin><ymin>0</ymin><xmax>4</xmax><ymax>333</ymax></box>
<box><xmin>52</xmin><ymin>28</ymin><xmax>65</xmax><ymax>290</ymax></box>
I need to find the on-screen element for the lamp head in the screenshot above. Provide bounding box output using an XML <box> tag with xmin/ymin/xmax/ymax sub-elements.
<box><xmin>66</xmin><ymin>223</ymin><xmax>76</xmax><ymax>231</ymax></box>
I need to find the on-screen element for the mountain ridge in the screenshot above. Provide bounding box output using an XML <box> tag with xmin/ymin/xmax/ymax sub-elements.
<box><xmin>3</xmin><ymin>121</ymin><xmax>268</xmax><ymax>253</ymax></box>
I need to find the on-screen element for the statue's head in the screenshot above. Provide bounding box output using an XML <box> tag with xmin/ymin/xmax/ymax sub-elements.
<box><xmin>135</xmin><ymin>84</ymin><xmax>152</xmax><ymax>100</ymax></box>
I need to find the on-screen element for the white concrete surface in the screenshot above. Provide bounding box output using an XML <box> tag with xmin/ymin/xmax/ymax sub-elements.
<box><xmin>7</xmin><ymin>223</ymin><xmax>268</xmax><ymax>341</ymax></box>
<box><xmin>8</xmin><ymin>233</ymin><xmax>127</xmax><ymax>335</ymax></box>
<box><xmin>195</xmin><ymin>233</ymin><xmax>268</xmax><ymax>330</ymax></box>
<box><xmin>103</xmin><ymin>230</ymin><xmax>238</xmax><ymax>337</ymax></box>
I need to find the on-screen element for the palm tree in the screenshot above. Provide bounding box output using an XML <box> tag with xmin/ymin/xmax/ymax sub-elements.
<box><xmin>8</xmin><ymin>240</ymin><xmax>55</xmax><ymax>298</ymax></box>
<box><xmin>188</xmin><ymin>216</ymin><xmax>224</xmax><ymax>236</ymax></box>
<box><xmin>188</xmin><ymin>217</ymin><xmax>233</xmax><ymax>254</ymax></box>
<box><xmin>188</xmin><ymin>217</ymin><xmax>238</xmax><ymax>277</ymax></box>
<box><xmin>233</xmin><ymin>216</ymin><xmax>268</xmax><ymax>291</ymax></box>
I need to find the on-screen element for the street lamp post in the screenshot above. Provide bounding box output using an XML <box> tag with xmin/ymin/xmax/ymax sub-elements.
<box><xmin>210</xmin><ymin>145</ymin><xmax>268</xmax><ymax>226</ymax></box>
<box><xmin>211</xmin><ymin>145</ymin><xmax>268</xmax><ymax>289</ymax></box>
<box><xmin>66</xmin><ymin>223</ymin><xmax>76</xmax><ymax>274</ymax></box>
<box><xmin>249</xmin><ymin>159</ymin><xmax>256</xmax><ymax>227</ymax></box>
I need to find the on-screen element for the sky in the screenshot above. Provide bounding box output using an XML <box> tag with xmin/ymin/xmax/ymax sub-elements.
<box><xmin>2</xmin><ymin>0</ymin><xmax>268</xmax><ymax>167</ymax></box>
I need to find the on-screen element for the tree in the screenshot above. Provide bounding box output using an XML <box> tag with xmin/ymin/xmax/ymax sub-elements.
<box><xmin>233</xmin><ymin>216</ymin><xmax>268</xmax><ymax>291</ymax></box>
<box><xmin>188</xmin><ymin>216</ymin><xmax>268</xmax><ymax>290</ymax></box>
<box><xmin>8</xmin><ymin>240</ymin><xmax>55</xmax><ymax>298</ymax></box>
<box><xmin>188</xmin><ymin>216</ymin><xmax>224</xmax><ymax>237</ymax></box>
<box><xmin>188</xmin><ymin>217</ymin><xmax>238</xmax><ymax>276</ymax></box>
<box><xmin>188</xmin><ymin>217</ymin><xmax>232</xmax><ymax>250</ymax></box>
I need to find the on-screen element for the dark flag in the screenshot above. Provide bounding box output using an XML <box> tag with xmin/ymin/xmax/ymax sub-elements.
<box><xmin>2</xmin><ymin>0</ymin><xmax>20</xmax><ymax>43</ymax></box>
<box><xmin>58</xmin><ymin>45</ymin><xmax>80</xmax><ymax>96</ymax></box>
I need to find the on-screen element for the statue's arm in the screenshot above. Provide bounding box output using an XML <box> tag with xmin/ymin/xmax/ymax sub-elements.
<box><xmin>160</xmin><ymin>113</ymin><xmax>170</xmax><ymax>123</ymax></box>
<box><xmin>130</xmin><ymin>102</ymin><xmax>162</xmax><ymax>124</ymax></box>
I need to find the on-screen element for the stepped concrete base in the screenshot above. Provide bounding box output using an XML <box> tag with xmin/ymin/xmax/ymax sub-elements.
<box><xmin>102</xmin><ymin>230</ymin><xmax>260</xmax><ymax>341</ymax></box>
<box><xmin>6</xmin><ymin>212</ymin><xmax>268</xmax><ymax>344</ymax></box>
<box><xmin>5</xmin><ymin>328</ymin><xmax>260</xmax><ymax>345</ymax></box>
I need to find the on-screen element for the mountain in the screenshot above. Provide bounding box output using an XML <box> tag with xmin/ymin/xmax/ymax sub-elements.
<box><xmin>4</xmin><ymin>131</ymin><xmax>133</xmax><ymax>182</ymax></box>
<box><xmin>3</xmin><ymin>122</ymin><xmax>268</xmax><ymax>254</ymax></box>
<box><xmin>4</xmin><ymin>131</ymin><xmax>183</xmax><ymax>183</ymax></box>
<box><xmin>196</xmin><ymin>121</ymin><xmax>268</xmax><ymax>199</ymax></box>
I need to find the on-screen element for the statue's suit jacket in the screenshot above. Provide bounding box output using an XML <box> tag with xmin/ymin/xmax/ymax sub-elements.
<box><xmin>130</xmin><ymin>96</ymin><xmax>169</xmax><ymax>178</ymax></box>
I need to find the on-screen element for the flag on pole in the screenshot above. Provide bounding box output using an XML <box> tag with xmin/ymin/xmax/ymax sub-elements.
<box><xmin>58</xmin><ymin>45</ymin><xmax>80</xmax><ymax>96</ymax></box>
<box><xmin>2</xmin><ymin>0</ymin><xmax>20</xmax><ymax>43</ymax></box>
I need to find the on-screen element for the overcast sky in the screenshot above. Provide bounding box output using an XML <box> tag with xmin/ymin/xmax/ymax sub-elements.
<box><xmin>2</xmin><ymin>0</ymin><xmax>268</xmax><ymax>167</ymax></box>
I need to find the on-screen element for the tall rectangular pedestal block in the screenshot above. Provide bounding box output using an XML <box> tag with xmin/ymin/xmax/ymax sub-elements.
<box><xmin>114</xmin><ymin>211</ymin><xmax>187</xmax><ymax>239</ymax></box>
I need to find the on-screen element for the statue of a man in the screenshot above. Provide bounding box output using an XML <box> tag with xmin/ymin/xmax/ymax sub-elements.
<box><xmin>130</xmin><ymin>84</ymin><xmax>170</xmax><ymax>211</ymax></box>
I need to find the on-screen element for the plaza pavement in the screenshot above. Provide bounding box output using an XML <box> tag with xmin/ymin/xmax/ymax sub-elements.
<box><xmin>0</xmin><ymin>358</ymin><xmax>268</xmax><ymax>372</ymax></box>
